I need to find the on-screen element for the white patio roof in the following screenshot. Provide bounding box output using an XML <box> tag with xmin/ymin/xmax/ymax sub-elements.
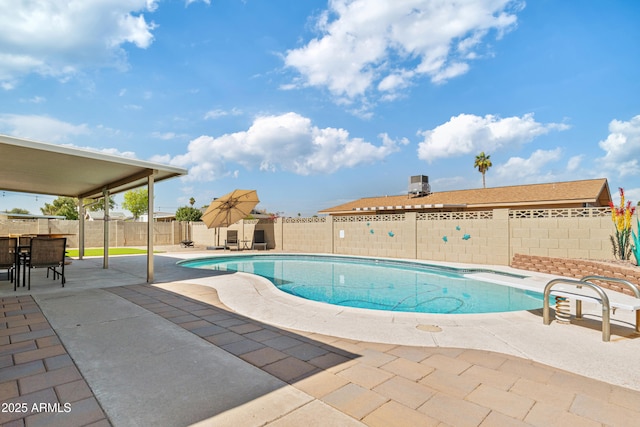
<box><xmin>0</xmin><ymin>134</ymin><xmax>186</xmax><ymax>199</ymax></box>
<box><xmin>0</xmin><ymin>134</ymin><xmax>188</xmax><ymax>283</ymax></box>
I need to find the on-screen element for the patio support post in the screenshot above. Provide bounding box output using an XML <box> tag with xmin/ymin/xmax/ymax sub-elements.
<box><xmin>147</xmin><ymin>172</ymin><xmax>155</xmax><ymax>283</ymax></box>
<box><xmin>103</xmin><ymin>188</ymin><xmax>110</xmax><ymax>269</ymax></box>
<box><xmin>78</xmin><ymin>198</ymin><xmax>85</xmax><ymax>260</ymax></box>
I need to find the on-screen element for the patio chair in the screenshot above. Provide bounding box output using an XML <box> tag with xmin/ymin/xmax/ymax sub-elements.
<box><xmin>253</xmin><ymin>229</ymin><xmax>267</xmax><ymax>250</ymax></box>
<box><xmin>26</xmin><ymin>238</ymin><xmax>67</xmax><ymax>290</ymax></box>
<box><xmin>0</xmin><ymin>237</ymin><xmax>17</xmax><ymax>284</ymax></box>
<box><xmin>225</xmin><ymin>230</ymin><xmax>240</xmax><ymax>250</ymax></box>
<box><xmin>19</xmin><ymin>236</ymin><xmax>33</xmax><ymax>247</ymax></box>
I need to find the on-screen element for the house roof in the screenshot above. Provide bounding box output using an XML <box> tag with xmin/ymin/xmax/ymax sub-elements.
<box><xmin>319</xmin><ymin>178</ymin><xmax>611</xmax><ymax>214</ymax></box>
<box><xmin>142</xmin><ymin>212</ymin><xmax>176</xmax><ymax>219</ymax></box>
<box><xmin>85</xmin><ymin>211</ymin><xmax>129</xmax><ymax>221</ymax></box>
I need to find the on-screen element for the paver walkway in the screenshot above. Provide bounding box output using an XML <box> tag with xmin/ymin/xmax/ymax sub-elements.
<box><xmin>3</xmin><ymin>282</ymin><xmax>640</xmax><ymax>426</ymax></box>
<box><xmin>0</xmin><ymin>295</ymin><xmax>110</xmax><ymax>427</ymax></box>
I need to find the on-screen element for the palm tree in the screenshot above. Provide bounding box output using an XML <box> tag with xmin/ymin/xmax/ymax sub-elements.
<box><xmin>474</xmin><ymin>152</ymin><xmax>492</xmax><ymax>188</ymax></box>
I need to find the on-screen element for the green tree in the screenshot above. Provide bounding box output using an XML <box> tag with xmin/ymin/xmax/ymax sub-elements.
<box><xmin>175</xmin><ymin>206</ymin><xmax>202</xmax><ymax>222</ymax></box>
<box><xmin>41</xmin><ymin>197</ymin><xmax>78</xmax><ymax>220</ymax></box>
<box><xmin>474</xmin><ymin>152</ymin><xmax>492</xmax><ymax>188</ymax></box>
<box><xmin>85</xmin><ymin>196</ymin><xmax>116</xmax><ymax>212</ymax></box>
<box><xmin>122</xmin><ymin>188</ymin><xmax>148</xmax><ymax>220</ymax></box>
<box><xmin>5</xmin><ymin>208</ymin><xmax>29</xmax><ymax>214</ymax></box>
<box><xmin>189</xmin><ymin>197</ymin><xmax>196</xmax><ymax>207</ymax></box>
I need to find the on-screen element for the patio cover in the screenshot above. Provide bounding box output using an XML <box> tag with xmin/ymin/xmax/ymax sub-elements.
<box><xmin>0</xmin><ymin>134</ymin><xmax>187</xmax><ymax>282</ymax></box>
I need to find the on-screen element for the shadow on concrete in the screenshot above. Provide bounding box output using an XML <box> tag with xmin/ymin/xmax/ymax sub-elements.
<box><xmin>1</xmin><ymin>251</ymin><xmax>361</xmax><ymax>426</ymax></box>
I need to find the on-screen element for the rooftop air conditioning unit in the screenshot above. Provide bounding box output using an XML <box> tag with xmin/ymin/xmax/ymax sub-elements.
<box><xmin>409</xmin><ymin>175</ymin><xmax>431</xmax><ymax>197</ymax></box>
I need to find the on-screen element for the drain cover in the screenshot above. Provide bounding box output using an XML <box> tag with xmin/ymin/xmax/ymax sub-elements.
<box><xmin>416</xmin><ymin>324</ymin><xmax>442</xmax><ymax>332</ymax></box>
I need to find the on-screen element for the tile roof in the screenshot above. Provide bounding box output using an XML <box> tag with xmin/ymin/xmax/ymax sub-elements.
<box><xmin>319</xmin><ymin>178</ymin><xmax>611</xmax><ymax>214</ymax></box>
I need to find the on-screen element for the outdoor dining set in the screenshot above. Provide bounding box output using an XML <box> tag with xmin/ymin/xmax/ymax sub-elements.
<box><xmin>0</xmin><ymin>235</ymin><xmax>67</xmax><ymax>291</ymax></box>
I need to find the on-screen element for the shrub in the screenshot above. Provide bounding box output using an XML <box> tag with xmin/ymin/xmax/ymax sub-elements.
<box><xmin>609</xmin><ymin>187</ymin><xmax>636</xmax><ymax>261</ymax></box>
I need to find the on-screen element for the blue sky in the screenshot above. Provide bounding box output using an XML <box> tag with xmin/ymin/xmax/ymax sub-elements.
<box><xmin>1</xmin><ymin>0</ymin><xmax>639</xmax><ymax>217</ymax></box>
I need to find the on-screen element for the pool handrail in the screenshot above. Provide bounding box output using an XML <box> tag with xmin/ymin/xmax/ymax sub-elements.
<box><xmin>543</xmin><ymin>278</ymin><xmax>611</xmax><ymax>342</ymax></box>
<box><xmin>579</xmin><ymin>275</ymin><xmax>640</xmax><ymax>335</ymax></box>
<box><xmin>580</xmin><ymin>275</ymin><xmax>640</xmax><ymax>298</ymax></box>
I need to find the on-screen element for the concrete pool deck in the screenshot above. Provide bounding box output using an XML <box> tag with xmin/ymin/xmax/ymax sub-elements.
<box><xmin>2</xmin><ymin>248</ymin><xmax>640</xmax><ymax>426</ymax></box>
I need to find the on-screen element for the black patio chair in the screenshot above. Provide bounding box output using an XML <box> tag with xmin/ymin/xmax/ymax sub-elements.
<box><xmin>19</xmin><ymin>236</ymin><xmax>33</xmax><ymax>247</ymax></box>
<box><xmin>253</xmin><ymin>229</ymin><xmax>268</xmax><ymax>250</ymax></box>
<box><xmin>0</xmin><ymin>237</ymin><xmax>17</xmax><ymax>285</ymax></box>
<box><xmin>225</xmin><ymin>230</ymin><xmax>240</xmax><ymax>250</ymax></box>
<box><xmin>27</xmin><ymin>238</ymin><xmax>67</xmax><ymax>290</ymax></box>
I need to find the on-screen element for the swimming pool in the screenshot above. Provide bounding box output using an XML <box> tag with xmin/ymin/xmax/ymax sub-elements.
<box><xmin>179</xmin><ymin>254</ymin><xmax>545</xmax><ymax>314</ymax></box>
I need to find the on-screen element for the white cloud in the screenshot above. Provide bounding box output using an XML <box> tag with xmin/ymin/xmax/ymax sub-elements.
<box><xmin>622</xmin><ymin>187</ymin><xmax>640</xmax><ymax>206</ymax></box>
<box><xmin>149</xmin><ymin>154</ymin><xmax>172</xmax><ymax>164</ymax></box>
<box><xmin>0</xmin><ymin>114</ymin><xmax>89</xmax><ymax>143</ymax></box>
<box><xmin>284</xmin><ymin>0</ymin><xmax>523</xmax><ymax>103</ymax></box>
<box><xmin>151</xmin><ymin>132</ymin><xmax>189</xmax><ymax>140</ymax></box>
<box><xmin>495</xmin><ymin>148</ymin><xmax>562</xmax><ymax>180</ymax></box>
<box><xmin>168</xmin><ymin>112</ymin><xmax>407</xmax><ymax>180</ymax></box>
<box><xmin>20</xmin><ymin>96</ymin><xmax>46</xmax><ymax>104</ymax></box>
<box><xmin>0</xmin><ymin>1</ymin><xmax>158</xmax><ymax>86</ymax></box>
<box><xmin>598</xmin><ymin>115</ymin><xmax>640</xmax><ymax>177</ymax></box>
<box><xmin>186</xmin><ymin>0</ymin><xmax>211</xmax><ymax>6</ymax></box>
<box><xmin>66</xmin><ymin>146</ymin><xmax>138</xmax><ymax>159</ymax></box>
<box><xmin>0</xmin><ymin>114</ymin><xmax>143</xmax><ymax>160</ymax></box>
<box><xmin>567</xmin><ymin>155</ymin><xmax>583</xmax><ymax>172</ymax></box>
<box><xmin>204</xmin><ymin>108</ymin><xmax>243</xmax><ymax>120</ymax></box>
<box><xmin>417</xmin><ymin>113</ymin><xmax>569</xmax><ymax>162</ymax></box>
<box><xmin>431</xmin><ymin>175</ymin><xmax>466</xmax><ymax>191</ymax></box>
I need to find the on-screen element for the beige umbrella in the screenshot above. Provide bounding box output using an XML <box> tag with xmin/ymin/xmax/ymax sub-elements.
<box><xmin>202</xmin><ymin>190</ymin><xmax>260</xmax><ymax>246</ymax></box>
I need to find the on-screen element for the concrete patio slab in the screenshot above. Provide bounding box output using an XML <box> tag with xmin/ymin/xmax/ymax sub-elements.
<box><xmin>35</xmin><ymin>288</ymin><xmax>303</xmax><ymax>427</ymax></box>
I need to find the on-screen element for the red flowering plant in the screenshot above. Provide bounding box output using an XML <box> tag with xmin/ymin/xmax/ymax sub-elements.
<box><xmin>608</xmin><ymin>187</ymin><xmax>636</xmax><ymax>261</ymax></box>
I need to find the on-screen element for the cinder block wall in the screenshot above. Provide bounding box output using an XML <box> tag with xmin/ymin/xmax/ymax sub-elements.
<box><xmin>2</xmin><ymin>208</ymin><xmax>634</xmax><ymax>267</ymax></box>
<box><xmin>120</xmin><ymin>222</ymin><xmax>177</xmax><ymax>246</ymax></box>
<box><xmin>192</xmin><ymin>222</ymin><xmax>217</xmax><ymax>246</ymax></box>
<box><xmin>415</xmin><ymin>210</ymin><xmax>509</xmax><ymax>265</ymax></box>
<box><xmin>509</xmin><ymin>216</ymin><xmax>612</xmax><ymax>259</ymax></box>
<box><xmin>0</xmin><ymin>220</ymin><xmax>41</xmax><ymax>237</ymax></box>
<box><xmin>332</xmin><ymin>214</ymin><xmax>408</xmax><ymax>258</ymax></box>
<box><xmin>0</xmin><ymin>219</ymin><xmax>182</xmax><ymax>247</ymax></box>
<box><xmin>279</xmin><ymin>207</ymin><xmax>624</xmax><ymax>266</ymax></box>
<box><xmin>279</xmin><ymin>217</ymin><xmax>331</xmax><ymax>253</ymax></box>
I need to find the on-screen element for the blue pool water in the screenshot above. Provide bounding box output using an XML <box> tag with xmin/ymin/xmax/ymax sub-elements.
<box><xmin>178</xmin><ymin>255</ymin><xmax>545</xmax><ymax>314</ymax></box>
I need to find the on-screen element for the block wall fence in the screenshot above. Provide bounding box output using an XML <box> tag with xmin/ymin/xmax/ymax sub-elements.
<box><xmin>0</xmin><ymin>219</ymin><xmax>182</xmax><ymax>247</ymax></box>
<box><xmin>269</xmin><ymin>207</ymin><xmax>635</xmax><ymax>266</ymax></box>
<box><xmin>2</xmin><ymin>207</ymin><xmax>638</xmax><ymax>268</ymax></box>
